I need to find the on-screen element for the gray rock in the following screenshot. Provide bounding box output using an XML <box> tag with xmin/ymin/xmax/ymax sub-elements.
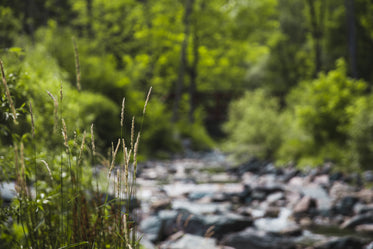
<box><xmin>340</xmin><ymin>212</ymin><xmax>373</xmax><ymax>229</ymax></box>
<box><xmin>363</xmin><ymin>171</ymin><xmax>373</xmax><ymax>183</ymax></box>
<box><xmin>172</xmin><ymin>199</ymin><xmax>232</xmax><ymax>215</ymax></box>
<box><xmin>293</xmin><ymin>196</ymin><xmax>317</xmax><ymax>215</ymax></box>
<box><xmin>314</xmin><ymin>236</ymin><xmax>367</xmax><ymax>249</ymax></box>
<box><xmin>332</xmin><ymin>196</ymin><xmax>359</xmax><ymax>216</ymax></box>
<box><xmin>365</xmin><ymin>241</ymin><xmax>373</xmax><ymax>249</ymax></box>
<box><xmin>0</xmin><ymin>182</ymin><xmax>17</xmax><ymax>203</ymax></box>
<box><xmin>161</xmin><ymin>233</ymin><xmax>218</xmax><ymax>249</ymax></box>
<box><xmin>153</xmin><ymin>209</ymin><xmax>252</xmax><ymax>241</ymax></box>
<box><xmin>302</xmin><ymin>183</ymin><xmax>331</xmax><ymax>210</ymax></box>
<box><xmin>140</xmin><ymin>216</ymin><xmax>163</xmax><ymax>242</ymax></box>
<box><xmin>222</xmin><ymin>228</ymin><xmax>297</xmax><ymax>249</ymax></box>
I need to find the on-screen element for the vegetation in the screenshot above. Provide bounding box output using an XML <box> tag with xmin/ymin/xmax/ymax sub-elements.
<box><xmin>1</xmin><ymin>0</ymin><xmax>373</xmax><ymax>246</ymax></box>
<box><xmin>0</xmin><ymin>55</ymin><xmax>150</xmax><ymax>247</ymax></box>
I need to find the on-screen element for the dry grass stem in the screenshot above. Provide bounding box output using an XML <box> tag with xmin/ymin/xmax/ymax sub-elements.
<box><xmin>72</xmin><ymin>37</ymin><xmax>81</xmax><ymax>91</ymax></box>
<box><xmin>109</xmin><ymin>139</ymin><xmax>121</xmax><ymax>177</ymax></box>
<box><xmin>143</xmin><ymin>86</ymin><xmax>152</xmax><ymax>114</ymax></box>
<box><xmin>41</xmin><ymin>160</ymin><xmax>53</xmax><ymax>181</ymax></box>
<box><xmin>116</xmin><ymin>168</ymin><xmax>120</xmax><ymax>198</ymax></box>
<box><xmin>121</xmin><ymin>97</ymin><xmax>125</xmax><ymax>128</ymax></box>
<box><xmin>61</xmin><ymin>119</ymin><xmax>69</xmax><ymax>151</ymax></box>
<box><xmin>122</xmin><ymin>139</ymin><xmax>129</xmax><ymax>192</ymax></box>
<box><xmin>133</xmin><ymin>132</ymin><xmax>140</xmax><ymax>175</ymax></box>
<box><xmin>14</xmin><ymin>144</ymin><xmax>20</xmax><ymax>193</ymax></box>
<box><xmin>184</xmin><ymin>214</ymin><xmax>194</xmax><ymax>228</ymax></box>
<box><xmin>20</xmin><ymin>142</ymin><xmax>29</xmax><ymax>197</ymax></box>
<box><xmin>0</xmin><ymin>59</ymin><xmax>18</xmax><ymax>124</ymax></box>
<box><xmin>131</xmin><ymin>117</ymin><xmax>135</xmax><ymax>149</ymax></box>
<box><xmin>73</xmin><ymin>131</ymin><xmax>77</xmax><ymax>147</ymax></box>
<box><xmin>78</xmin><ymin>130</ymin><xmax>87</xmax><ymax>166</ymax></box>
<box><xmin>204</xmin><ymin>225</ymin><xmax>215</xmax><ymax>238</ymax></box>
<box><xmin>60</xmin><ymin>84</ymin><xmax>63</xmax><ymax>102</ymax></box>
<box><xmin>91</xmin><ymin>124</ymin><xmax>96</xmax><ymax>156</ymax></box>
<box><xmin>47</xmin><ymin>90</ymin><xmax>58</xmax><ymax>133</ymax></box>
<box><xmin>123</xmin><ymin>214</ymin><xmax>129</xmax><ymax>242</ymax></box>
<box><xmin>29</xmin><ymin>102</ymin><xmax>35</xmax><ymax>138</ymax></box>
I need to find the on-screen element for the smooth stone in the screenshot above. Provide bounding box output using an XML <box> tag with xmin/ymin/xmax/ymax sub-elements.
<box><xmin>314</xmin><ymin>236</ymin><xmax>367</xmax><ymax>249</ymax></box>
<box><xmin>161</xmin><ymin>233</ymin><xmax>218</xmax><ymax>249</ymax></box>
<box><xmin>340</xmin><ymin>212</ymin><xmax>373</xmax><ymax>229</ymax></box>
<box><xmin>222</xmin><ymin>228</ymin><xmax>297</xmax><ymax>249</ymax></box>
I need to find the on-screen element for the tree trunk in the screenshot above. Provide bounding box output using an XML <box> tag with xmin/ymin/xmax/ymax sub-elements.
<box><xmin>345</xmin><ymin>0</ymin><xmax>358</xmax><ymax>78</ymax></box>
<box><xmin>86</xmin><ymin>0</ymin><xmax>94</xmax><ymax>38</ymax></box>
<box><xmin>172</xmin><ymin>0</ymin><xmax>194</xmax><ymax>122</ymax></box>
<box><xmin>189</xmin><ymin>24</ymin><xmax>199</xmax><ymax>123</ymax></box>
<box><xmin>306</xmin><ymin>0</ymin><xmax>323</xmax><ymax>76</ymax></box>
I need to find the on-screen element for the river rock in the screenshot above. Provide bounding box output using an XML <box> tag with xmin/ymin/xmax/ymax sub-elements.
<box><xmin>143</xmin><ymin>209</ymin><xmax>253</xmax><ymax>241</ymax></box>
<box><xmin>221</xmin><ymin>228</ymin><xmax>297</xmax><ymax>249</ymax></box>
<box><xmin>293</xmin><ymin>196</ymin><xmax>317</xmax><ymax>215</ymax></box>
<box><xmin>314</xmin><ymin>236</ymin><xmax>367</xmax><ymax>249</ymax></box>
<box><xmin>354</xmin><ymin>203</ymin><xmax>373</xmax><ymax>214</ymax></box>
<box><xmin>140</xmin><ymin>215</ymin><xmax>163</xmax><ymax>242</ymax></box>
<box><xmin>302</xmin><ymin>183</ymin><xmax>331</xmax><ymax>210</ymax></box>
<box><xmin>332</xmin><ymin>196</ymin><xmax>359</xmax><ymax>216</ymax></box>
<box><xmin>363</xmin><ymin>170</ymin><xmax>373</xmax><ymax>182</ymax></box>
<box><xmin>340</xmin><ymin>211</ymin><xmax>373</xmax><ymax>229</ymax></box>
<box><xmin>355</xmin><ymin>224</ymin><xmax>373</xmax><ymax>234</ymax></box>
<box><xmin>0</xmin><ymin>182</ymin><xmax>17</xmax><ymax>204</ymax></box>
<box><xmin>160</xmin><ymin>233</ymin><xmax>218</xmax><ymax>249</ymax></box>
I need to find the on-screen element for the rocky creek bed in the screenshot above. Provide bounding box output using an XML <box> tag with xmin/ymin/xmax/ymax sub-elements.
<box><xmin>1</xmin><ymin>150</ymin><xmax>373</xmax><ymax>248</ymax></box>
<box><xmin>136</xmin><ymin>150</ymin><xmax>373</xmax><ymax>249</ymax></box>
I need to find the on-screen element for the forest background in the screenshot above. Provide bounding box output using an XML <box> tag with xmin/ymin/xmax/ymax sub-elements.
<box><xmin>1</xmin><ymin>0</ymin><xmax>373</xmax><ymax>173</ymax></box>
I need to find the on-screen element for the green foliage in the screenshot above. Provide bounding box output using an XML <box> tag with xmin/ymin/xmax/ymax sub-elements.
<box><xmin>346</xmin><ymin>95</ymin><xmax>373</xmax><ymax>171</ymax></box>
<box><xmin>0</xmin><ymin>56</ymin><xmax>144</xmax><ymax>248</ymax></box>
<box><xmin>0</xmin><ymin>6</ymin><xmax>21</xmax><ymax>48</ymax></box>
<box><xmin>288</xmin><ymin>59</ymin><xmax>366</xmax><ymax>144</ymax></box>
<box><xmin>177</xmin><ymin>107</ymin><xmax>215</xmax><ymax>151</ymax></box>
<box><xmin>223</xmin><ymin>89</ymin><xmax>285</xmax><ymax>162</ymax></box>
<box><xmin>140</xmin><ymin>99</ymin><xmax>182</xmax><ymax>157</ymax></box>
<box><xmin>279</xmin><ymin>59</ymin><xmax>366</xmax><ymax>166</ymax></box>
<box><xmin>9</xmin><ymin>43</ymin><xmax>119</xmax><ymax>150</ymax></box>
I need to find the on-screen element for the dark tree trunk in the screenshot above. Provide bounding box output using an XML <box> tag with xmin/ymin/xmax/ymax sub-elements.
<box><xmin>306</xmin><ymin>0</ymin><xmax>323</xmax><ymax>76</ymax></box>
<box><xmin>345</xmin><ymin>0</ymin><xmax>358</xmax><ymax>78</ymax></box>
<box><xmin>172</xmin><ymin>0</ymin><xmax>194</xmax><ymax>122</ymax></box>
<box><xmin>25</xmin><ymin>0</ymin><xmax>35</xmax><ymax>43</ymax></box>
<box><xmin>86</xmin><ymin>0</ymin><xmax>94</xmax><ymax>37</ymax></box>
<box><xmin>189</xmin><ymin>25</ymin><xmax>199</xmax><ymax>123</ymax></box>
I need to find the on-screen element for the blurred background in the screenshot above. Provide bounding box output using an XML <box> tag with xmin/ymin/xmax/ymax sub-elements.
<box><xmin>1</xmin><ymin>0</ymin><xmax>373</xmax><ymax>171</ymax></box>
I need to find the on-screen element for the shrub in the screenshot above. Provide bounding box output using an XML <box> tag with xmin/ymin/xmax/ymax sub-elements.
<box><xmin>0</xmin><ymin>58</ymin><xmax>146</xmax><ymax>248</ymax></box>
<box><xmin>346</xmin><ymin>95</ymin><xmax>373</xmax><ymax>171</ymax></box>
<box><xmin>282</xmin><ymin>59</ymin><xmax>366</xmax><ymax>167</ymax></box>
<box><xmin>223</xmin><ymin>89</ymin><xmax>284</xmax><ymax>163</ymax></box>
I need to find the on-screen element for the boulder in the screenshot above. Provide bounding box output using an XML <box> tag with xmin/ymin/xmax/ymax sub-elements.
<box><xmin>332</xmin><ymin>196</ymin><xmax>359</xmax><ymax>216</ymax></box>
<box><xmin>314</xmin><ymin>236</ymin><xmax>367</xmax><ymax>249</ymax></box>
<box><xmin>143</xmin><ymin>209</ymin><xmax>253</xmax><ymax>242</ymax></box>
<box><xmin>160</xmin><ymin>233</ymin><xmax>218</xmax><ymax>249</ymax></box>
<box><xmin>293</xmin><ymin>196</ymin><xmax>317</xmax><ymax>215</ymax></box>
<box><xmin>302</xmin><ymin>183</ymin><xmax>331</xmax><ymax>210</ymax></box>
<box><xmin>221</xmin><ymin>228</ymin><xmax>297</xmax><ymax>249</ymax></box>
<box><xmin>140</xmin><ymin>215</ymin><xmax>163</xmax><ymax>242</ymax></box>
<box><xmin>340</xmin><ymin>211</ymin><xmax>373</xmax><ymax>229</ymax></box>
<box><xmin>355</xmin><ymin>224</ymin><xmax>373</xmax><ymax>234</ymax></box>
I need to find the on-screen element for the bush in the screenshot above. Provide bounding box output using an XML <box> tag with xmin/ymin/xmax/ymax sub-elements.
<box><xmin>282</xmin><ymin>59</ymin><xmax>366</xmax><ymax>167</ymax></box>
<box><xmin>5</xmin><ymin>42</ymin><xmax>119</xmax><ymax>150</ymax></box>
<box><xmin>346</xmin><ymin>95</ymin><xmax>373</xmax><ymax>171</ymax></box>
<box><xmin>223</xmin><ymin>89</ymin><xmax>285</xmax><ymax>162</ymax></box>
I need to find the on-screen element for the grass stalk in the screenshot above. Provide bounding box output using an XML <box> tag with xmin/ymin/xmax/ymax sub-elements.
<box><xmin>0</xmin><ymin>59</ymin><xmax>18</xmax><ymax>124</ymax></box>
<box><xmin>72</xmin><ymin>37</ymin><xmax>81</xmax><ymax>91</ymax></box>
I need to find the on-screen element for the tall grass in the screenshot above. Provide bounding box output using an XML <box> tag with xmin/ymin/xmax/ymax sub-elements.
<box><xmin>0</xmin><ymin>56</ymin><xmax>151</xmax><ymax>248</ymax></box>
